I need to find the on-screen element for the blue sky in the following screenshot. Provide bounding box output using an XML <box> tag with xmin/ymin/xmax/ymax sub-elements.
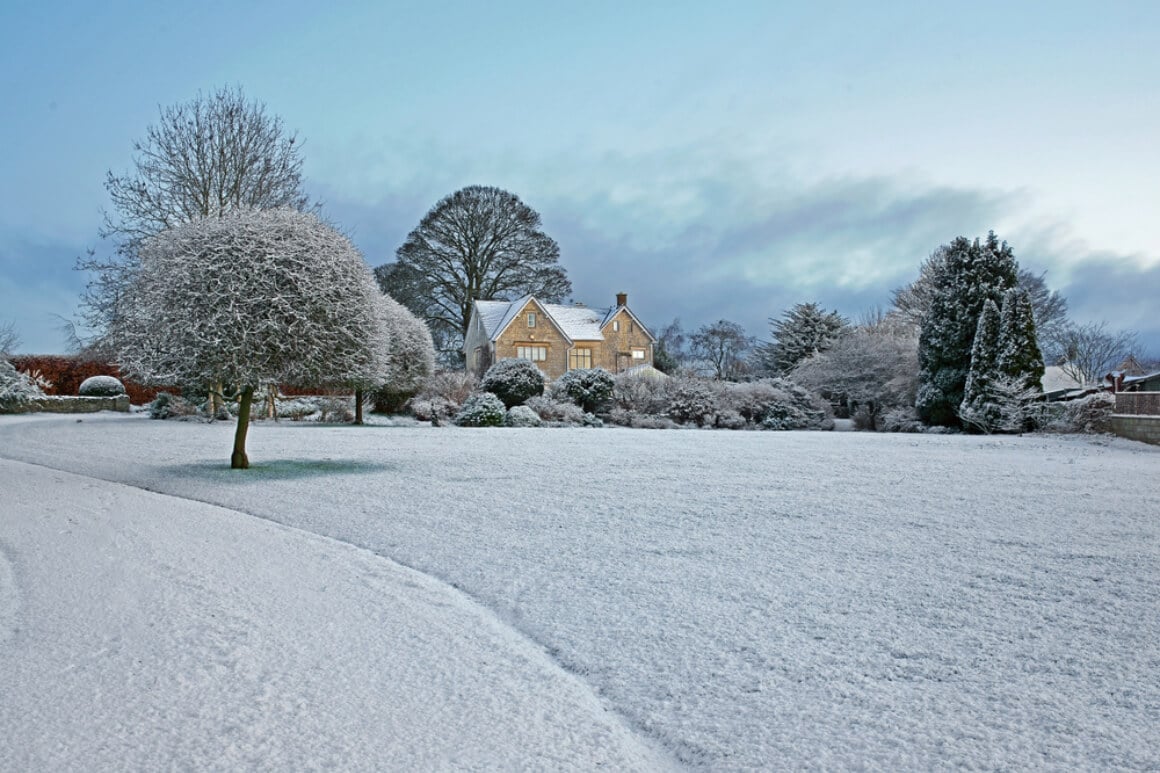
<box><xmin>2</xmin><ymin>1</ymin><xmax>1158</xmax><ymax>355</ymax></box>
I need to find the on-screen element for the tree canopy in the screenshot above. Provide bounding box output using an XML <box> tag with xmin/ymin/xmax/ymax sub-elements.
<box><xmin>79</xmin><ymin>86</ymin><xmax>311</xmax><ymax>350</ymax></box>
<box><xmin>757</xmin><ymin>302</ymin><xmax>847</xmax><ymax>376</ymax></box>
<box><xmin>116</xmin><ymin>209</ymin><xmax>390</xmax><ymax>468</ymax></box>
<box><xmin>379</xmin><ymin>185</ymin><xmax>570</xmax><ymax>362</ymax></box>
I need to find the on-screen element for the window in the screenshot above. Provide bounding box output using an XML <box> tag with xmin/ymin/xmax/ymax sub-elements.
<box><xmin>569</xmin><ymin>348</ymin><xmax>592</xmax><ymax>370</ymax></box>
<box><xmin>613</xmin><ymin>320</ymin><xmax>620</xmax><ymax>332</ymax></box>
<box><xmin>517</xmin><ymin>345</ymin><xmax>547</xmax><ymax>362</ymax></box>
<box><xmin>631</xmin><ymin>347</ymin><xmax>646</xmax><ymax>360</ymax></box>
<box><xmin>527</xmin><ymin>312</ymin><xmax>537</xmax><ymax>328</ymax></box>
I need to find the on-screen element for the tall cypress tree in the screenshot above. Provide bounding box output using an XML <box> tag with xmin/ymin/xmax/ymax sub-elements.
<box><xmin>996</xmin><ymin>287</ymin><xmax>1045</xmax><ymax>392</ymax></box>
<box><xmin>916</xmin><ymin>232</ymin><xmax>1018</xmax><ymax>426</ymax></box>
<box><xmin>959</xmin><ymin>299</ymin><xmax>1002</xmax><ymax>432</ymax></box>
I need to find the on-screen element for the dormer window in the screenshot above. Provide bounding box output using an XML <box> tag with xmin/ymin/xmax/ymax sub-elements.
<box><xmin>527</xmin><ymin>312</ymin><xmax>537</xmax><ymax>328</ymax></box>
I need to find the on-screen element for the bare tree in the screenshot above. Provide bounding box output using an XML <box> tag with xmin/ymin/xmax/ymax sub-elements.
<box><xmin>379</xmin><ymin>186</ymin><xmax>570</xmax><ymax>361</ymax></box>
<box><xmin>0</xmin><ymin>320</ymin><xmax>19</xmax><ymax>358</ymax></box>
<box><xmin>690</xmin><ymin>320</ymin><xmax>753</xmax><ymax>381</ymax></box>
<box><xmin>79</xmin><ymin>86</ymin><xmax>311</xmax><ymax>347</ymax></box>
<box><xmin>116</xmin><ymin>209</ymin><xmax>390</xmax><ymax>468</ymax></box>
<box><xmin>1055</xmin><ymin>322</ymin><xmax>1139</xmax><ymax>385</ymax></box>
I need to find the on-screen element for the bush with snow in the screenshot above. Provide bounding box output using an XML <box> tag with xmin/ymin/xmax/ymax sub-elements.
<box><xmin>454</xmin><ymin>392</ymin><xmax>507</xmax><ymax>427</ymax></box>
<box><xmin>78</xmin><ymin>375</ymin><xmax>126</xmax><ymax>397</ymax></box>
<box><xmin>505</xmin><ymin>405</ymin><xmax>542</xmax><ymax>427</ymax></box>
<box><xmin>480</xmin><ymin>359</ymin><xmax>545</xmax><ymax>408</ymax></box>
<box><xmin>0</xmin><ymin>359</ymin><xmax>45</xmax><ymax>411</ymax></box>
<box><xmin>552</xmin><ymin>368</ymin><xmax>614</xmax><ymax>413</ymax></box>
<box><xmin>611</xmin><ymin>372</ymin><xmax>669</xmax><ymax>415</ymax></box>
<box><xmin>1040</xmin><ymin>392</ymin><xmax>1115</xmax><ymax>434</ymax></box>
<box><xmin>665</xmin><ymin>378</ymin><xmax>723</xmax><ymax>427</ymax></box>
<box><xmin>147</xmin><ymin>392</ymin><xmax>198</xmax><ymax>420</ymax></box>
<box><xmin>879</xmin><ymin>406</ymin><xmax>925</xmax><ymax>433</ymax></box>
<box><xmin>525</xmin><ymin>395</ymin><xmax>587</xmax><ymax>426</ymax></box>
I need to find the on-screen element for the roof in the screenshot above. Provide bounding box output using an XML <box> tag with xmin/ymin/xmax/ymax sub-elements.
<box><xmin>472</xmin><ymin>296</ymin><xmax>653</xmax><ymax>344</ymax></box>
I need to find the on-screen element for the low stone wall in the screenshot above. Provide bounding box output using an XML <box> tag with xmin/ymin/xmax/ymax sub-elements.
<box><xmin>32</xmin><ymin>395</ymin><xmax>131</xmax><ymax>414</ymax></box>
<box><xmin>1110</xmin><ymin>414</ymin><xmax>1160</xmax><ymax>445</ymax></box>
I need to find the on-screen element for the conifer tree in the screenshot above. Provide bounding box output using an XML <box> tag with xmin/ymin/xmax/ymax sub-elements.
<box><xmin>916</xmin><ymin>232</ymin><xmax>1018</xmax><ymax>426</ymax></box>
<box><xmin>758</xmin><ymin>302</ymin><xmax>847</xmax><ymax>376</ymax></box>
<box><xmin>996</xmin><ymin>288</ymin><xmax>1045</xmax><ymax>393</ymax></box>
<box><xmin>959</xmin><ymin>299</ymin><xmax>1002</xmax><ymax>432</ymax></box>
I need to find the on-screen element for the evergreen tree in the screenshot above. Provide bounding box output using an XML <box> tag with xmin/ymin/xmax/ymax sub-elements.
<box><xmin>959</xmin><ymin>299</ymin><xmax>1002</xmax><ymax>432</ymax></box>
<box><xmin>916</xmin><ymin>232</ymin><xmax>1018</xmax><ymax>426</ymax></box>
<box><xmin>996</xmin><ymin>288</ymin><xmax>1045</xmax><ymax>393</ymax></box>
<box><xmin>759</xmin><ymin>302</ymin><xmax>847</xmax><ymax>376</ymax></box>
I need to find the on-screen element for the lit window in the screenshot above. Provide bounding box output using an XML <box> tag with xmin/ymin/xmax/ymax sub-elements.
<box><xmin>569</xmin><ymin>348</ymin><xmax>592</xmax><ymax>370</ymax></box>
<box><xmin>516</xmin><ymin>345</ymin><xmax>547</xmax><ymax>362</ymax></box>
<box><xmin>527</xmin><ymin>312</ymin><xmax>537</xmax><ymax>328</ymax></box>
<box><xmin>631</xmin><ymin>348</ymin><xmax>646</xmax><ymax>360</ymax></box>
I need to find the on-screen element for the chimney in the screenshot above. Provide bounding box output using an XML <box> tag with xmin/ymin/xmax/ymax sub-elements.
<box><xmin>616</xmin><ymin>292</ymin><xmax>627</xmax><ymax>307</ymax></box>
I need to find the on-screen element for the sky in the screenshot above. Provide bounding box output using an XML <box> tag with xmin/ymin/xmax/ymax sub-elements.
<box><xmin>2</xmin><ymin>1</ymin><xmax>1158</xmax><ymax>355</ymax></box>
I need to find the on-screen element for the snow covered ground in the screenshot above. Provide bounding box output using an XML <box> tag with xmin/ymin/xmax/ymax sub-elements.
<box><xmin>2</xmin><ymin>413</ymin><xmax>1158</xmax><ymax>770</ymax></box>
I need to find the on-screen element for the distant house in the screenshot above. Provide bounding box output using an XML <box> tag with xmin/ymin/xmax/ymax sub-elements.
<box><xmin>463</xmin><ymin>292</ymin><xmax>656</xmax><ymax>379</ymax></box>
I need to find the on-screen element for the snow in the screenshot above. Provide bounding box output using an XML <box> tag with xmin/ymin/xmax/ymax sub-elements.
<box><xmin>2</xmin><ymin>413</ymin><xmax>1159</xmax><ymax>769</ymax></box>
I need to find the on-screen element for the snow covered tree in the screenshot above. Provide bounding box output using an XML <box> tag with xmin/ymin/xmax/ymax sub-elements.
<box><xmin>995</xmin><ymin>288</ymin><xmax>1044</xmax><ymax>393</ymax></box>
<box><xmin>366</xmin><ymin>293</ymin><xmax>436</xmax><ymax>418</ymax></box>
<box><xmin>652</xmin><ymin>318</ymin><xmax>687</xmax><ymax>374</ymax></box>
<box><xmin>757</xmin><ymin>302</ymin><xmax>847</xmax><ymax>376</ymax></box>
<box><xmin>689</xmin><ymin>319</ymin><xmax>753</xmax><ymax>381</ymax></box>
<box><xmin>115</xmin><ymin>209</ymin><xmax>390</xmax><ymax>468</ymax></box>
<box><xmin>916</xmin><ymin>232</ymin><xmax>1018</xmax><ymax>427</ymax></box>
<box><xmin>790</xmin><ymin>320</ymin><xmax>919</xmax><ymax>430</ymax></box>
<box><xmin>958</xmin><ymin>299</ymin><xmax>1002</xmax><ymax>432</ymax></box>
<box><xmin>78</xmin><ymin>86</ymin><xmax>311</xmax><ymax>351</ymax></box>
<box><xmin>0</xmin><ymin>320</ymin><xmax>19</xmax><ymax>358</ymax></box>
<box><xmin>380</xmin><ymin>186</ymin><xmax>570</xmax><ymax>362</ymax></box>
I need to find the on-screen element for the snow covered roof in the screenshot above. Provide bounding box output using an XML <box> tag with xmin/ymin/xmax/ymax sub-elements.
<box><xmin>474</xmin><ymin>296</ymin><xmax>650</xmax><ymax>343</ymax></box>
<box><xmin>1041</xmin><ymin>366</ymin><xmax>1085</xmax><ymax>394</ymax></box>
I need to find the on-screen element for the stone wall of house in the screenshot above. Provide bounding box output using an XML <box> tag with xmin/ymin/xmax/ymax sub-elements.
<box><xmin>493</xmin><ymin>299</ymin><xmax>572</xmax><ymax>380</ymax></box>
<box><xmin>595</xmin><ymin>308</ymin><xmax>653</xmax><ymax>373</ymax></box>
<box><xmin>1110</xmin><ymin>414</ymin><xmax>1160</xmax><ymax>445</ymax></box>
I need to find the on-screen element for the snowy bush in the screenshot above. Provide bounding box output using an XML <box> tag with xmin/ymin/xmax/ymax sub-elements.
<box><xmin>78</xmin><ymin>375</ymin><xmax>126</xmax><ymax>397</ymax></box>
<box><xmin>880</xmin><ymin>406</ymin><xmax>925</xmax><ymax>433</ymax></box>
<box><xmin>147</xmin><ymin>392</ymin><xmax>197</xmax><ymax>420</ymax></box>
<box><xmin>666</xmin><ymin>378</ymin><xmax>723</xmax><ymax>426</ymax></box>
<box><xmin>505</xmin><ymin>405</ymin><xmax>542</xmax><ymax>427</ymax></box>
<box><xmin>278</xmin><ymin>398</ymin><xmax>319</xmax><ymax>421</ymax></box>
<box><xmin>525</xmin><ymin>395</ymin><xmax>587</xmax><ymax>426</ymax></box>
<box><xmin>454</xmin><ymin>392</ymin><xmax>507</xmax><ymax>427</ymax></box>
<box><xmin>316</xmin><ymin>396</ymin><xmax>355</xmax><ymax>423</ymax></box>
<box><xmin>714</xmin><ymin>409</ymin><xmax>748</xmax><ymax>430</ymax></box>
<box><xmin>611</xmin><ymin>372</ymin><xmax>669</xmax><ymax>415</ymax></box>
<box><xmin>1040</xmin><ymin>392</ymin><xmax>1115</xmax><ymax>434</ymax></box>
<box><xmin>408</xmin><ymin>370</ymin><xmax>477</xmax><ymax>423</ymax></box>
<box><xmin>0</xmin><ymin>359</ymin><xmax>45</xmax><ymax>411</ymax></box>
<box><xmin>480</xmin><ymin>359</ymin><xmax>545</xmax><ymax>408</ymax></box>
<box><xmin>369</xmin><ymin>293</ymin><xmax>437</xmax><ymax>414</ymax></box>
<box><xmin>552</xmin><ymin>368</ymin><xmax>615</xmax><ymax>413</ymax></box>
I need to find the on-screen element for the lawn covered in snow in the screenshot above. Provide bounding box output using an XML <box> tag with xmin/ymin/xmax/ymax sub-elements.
<box><xmin>2</xmin><ymin>413</ymin><xmax>1158</xmax><ymax>770</ymax></box>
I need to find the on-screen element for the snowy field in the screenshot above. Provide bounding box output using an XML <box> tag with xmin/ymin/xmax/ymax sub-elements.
<box><xmin>2</xmin><ymin>413</ymin><xmax>1158</xmax><ymax>770</ymax></box>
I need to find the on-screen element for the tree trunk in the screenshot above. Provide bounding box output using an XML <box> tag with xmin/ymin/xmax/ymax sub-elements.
<box><xmin>231</xmin><ymin>385</ymin><xmax>254</xmax><ymax>469</ymax></box>
<box><xmin>211</xmin><ymin>380</ymin><xmax>223</xmax><ymax>416</ymax></box>
<box><xmin>354</xmin><ymin>388</ymin><xmax>364</xmax><ymax>425</ymax></box>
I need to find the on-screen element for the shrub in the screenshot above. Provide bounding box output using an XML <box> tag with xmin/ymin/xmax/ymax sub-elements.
<box><xmin>1040</xmin><ymin>392</ymin><xmax>1115</xmax><ymax>434</ymax></box>
<box><xmin>714</xmin><ymin>409</ymin><xmax>748</xmax><ymax>430</ymax></box>
<box><xmin>278</xmin><ymin>398</ymin><xmax>319</xmax><ymax>421</ymax></box>
<box><xmin>666</xmin><ymin>378</ymin><xmax>722</xmax><ymax>426</ymax></box>
<box><xmin>410</xmin><ymin>396</ymin><xmax>460</xmax><ymax>424</ymax></box>
<box><xmin>480</xmin><ymin>359</ymin><xmax>545</xmax><ymax>408</ymax></box>
<box><xmin>147</xmin><ymin>391</ymin><xmax>197</xmax><ymax>420</ymax></box>
<box><xmin>505</xmin><ymin>405</ymin><xmax>542</xmax><ymax>427</ymax></box>
<box><xmin>317</xmin><ymin>396</ymin><xmax>354</xmax><ymax>423</ymax></box>
<box><xmin>880</xmin><ymin>406</ymin><xmax>925</xmax><ymax>433</ymax></box>
<box><xmin>454</xmin><ymin>392</ymin><xmax>507</xmax><ymax>427</ymax></box>
<box><xmin>1</xmin><ymin>359</ymin><xmax>45</xmax><ymax>412</ymax></box>
<box><xmin>553</xmin><ymin>368</ymin><xmax>615</xmax><ymax>413</ymax></box>
<box><xmin>525</xmin><ymin>395</ymin><xmax>587</xmax><ymax>426</ymax></box>
<box><xmin>612</xmin><ymin>372</ymin><xmax>669</xmax><ymax>414</ymax></box>
<box><xmin>78</xmin><ymin>375</ymin><xmax>127</xmax><ymax>397</ymax></box>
